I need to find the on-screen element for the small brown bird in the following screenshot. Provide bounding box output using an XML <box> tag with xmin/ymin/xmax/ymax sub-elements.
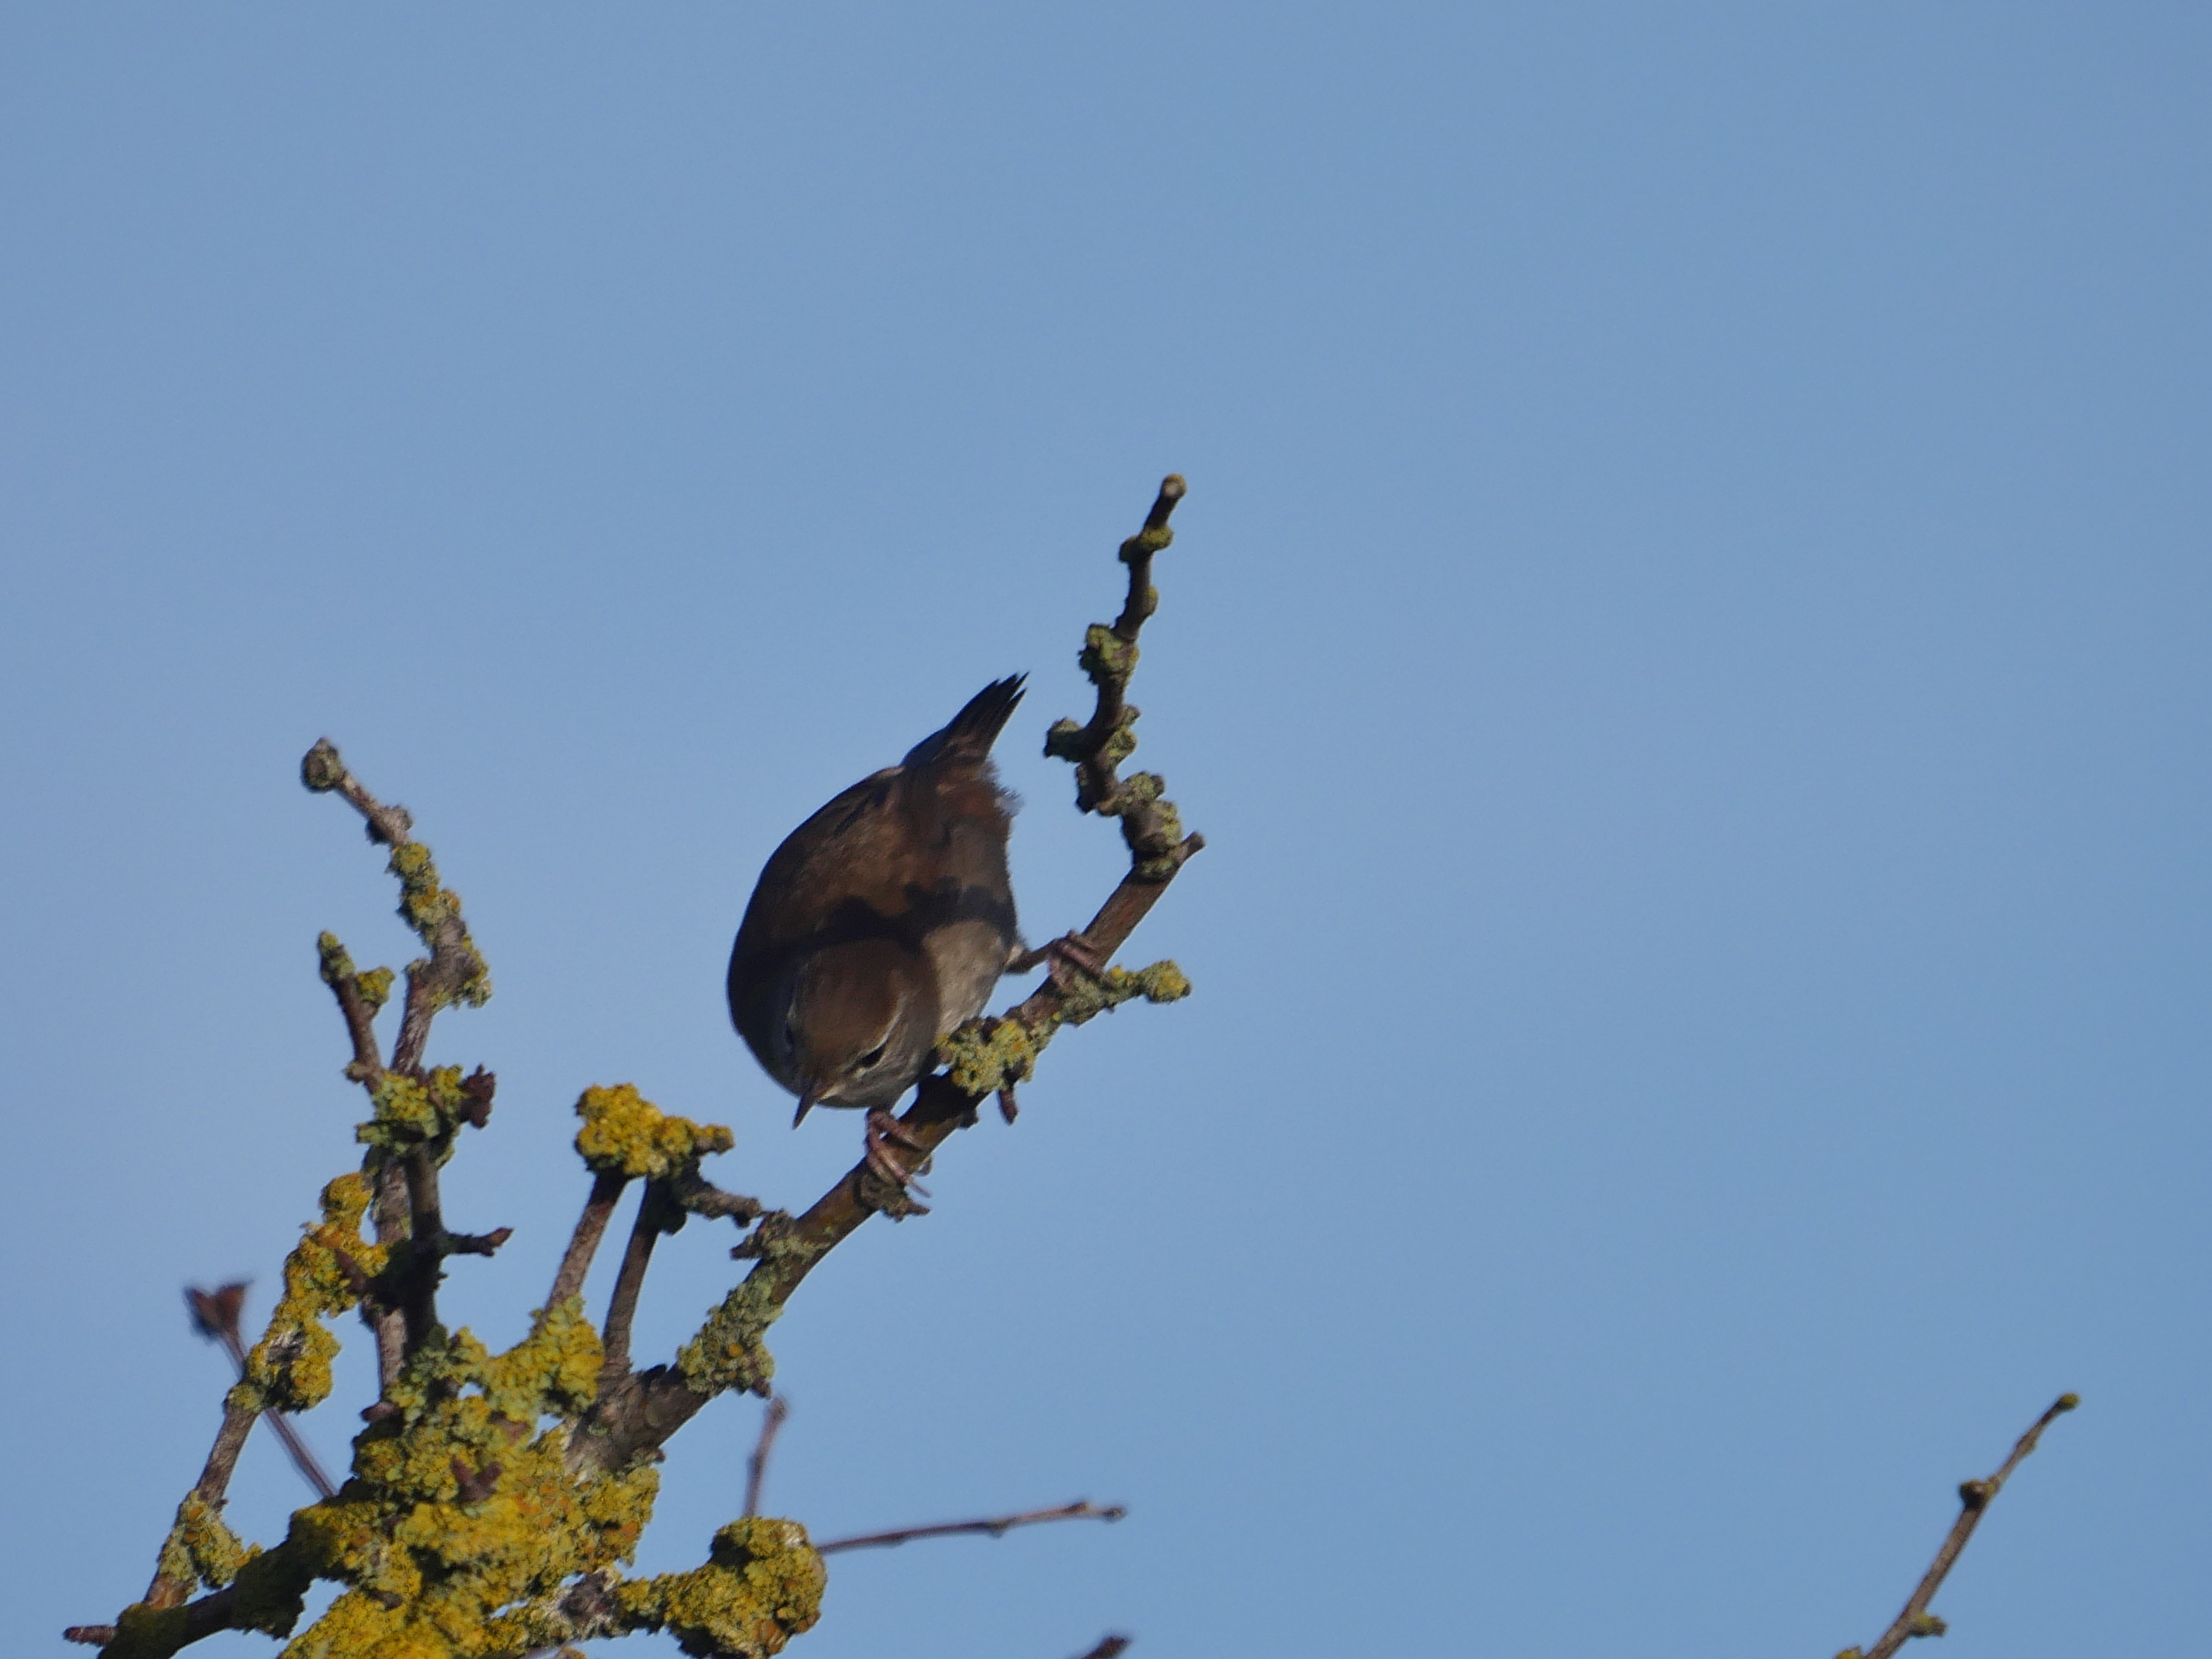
<box><xmin>727</xmin><ymin>675</ymin><xmax>1040</xmax><ymax>1189</ymax></box>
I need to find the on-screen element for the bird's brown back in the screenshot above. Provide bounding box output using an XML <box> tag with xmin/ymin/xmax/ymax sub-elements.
<box><xmin>727</xmin><ymin>677</ymin><xmax>1026</xmax><ymax>1083</ymax></box>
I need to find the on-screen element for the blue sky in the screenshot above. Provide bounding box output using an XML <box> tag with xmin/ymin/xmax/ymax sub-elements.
<box><xmin>3</xmin><ymin>6</ymin><xmax>2207</xmax><ymax>1656</ymax></box>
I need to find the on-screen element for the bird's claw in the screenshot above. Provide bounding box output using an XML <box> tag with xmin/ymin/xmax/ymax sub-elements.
<box><xmin>860</xmin><ymin>1107</ymin><xmax>932</xmax><ymax>1216</ymax></box>
<box><xmin>1012</xmin><ymin>931</ymin><xmax>1109</xmax><ymax>992</ymax></box>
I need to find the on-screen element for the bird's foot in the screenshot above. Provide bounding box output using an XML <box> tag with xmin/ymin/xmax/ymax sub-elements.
<box><xmin>1011</xmin><ymin>931</ymin><xmax>1109</xmax><ymax>992</ymax></box>
<box><xmin>859</xmin><ymin>1107</ymin><xmax>932</xmax><ymax>1217</ymax></box>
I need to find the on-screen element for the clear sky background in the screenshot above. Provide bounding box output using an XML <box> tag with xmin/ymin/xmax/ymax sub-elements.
<box><xmin>3</xmin><ymin>7</ymin><xmax>2206</xmax><ymax>1657</ymax></box>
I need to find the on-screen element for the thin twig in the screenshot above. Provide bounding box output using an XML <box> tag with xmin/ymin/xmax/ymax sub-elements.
<box><xmin>390</xmin><ymin>961</ymin><xmax>445</xmax><ymax>1076</ymax></box>
<box><xmin>669</xmin><ymin>1165</ymin><xmax>765</xmax><ymax>1226</ymax></box>
<box><xmin>548</xmin><ymin>1170</ymin><xmax>630</xmax><ymax>1311</ymax></box>
<box><xmin>301</xmin><ymin>739</ymin><xmax>414</xmax><ymax>847</ymax></box>
<box><xmin>1070</xmin><ymin>1639</ymin><xmax>1132</xmax><ymax>1659</ymax></box>
<box><xmin>142</xmin><ymin>1401</ymin><xmax>258</xmax><ymax>1607</ymax></box>
<box><xmin>1845</xmin><ymin>1394</ymin><xmax>2080</xmax><ymax>1659</ymax></box>
<box><xmin>1063</xmin><ymin>473</ymin><xmax>1184</xmax><ymax>814</ymax></box>
<box><xmin>744</xmin><ymin>1394</ymin><xmax>789</xmax><ymax>1518</ymax></box>
<box><xmin>326</xmin><ymin>969</ymin><xmax>387</xmax><ymax>1088</ymax></box>
<box><xmin>263</xmin><ymin>1409</ymin><xmax>336</xmax><ymax>1501</ymax></box>
<box><xmin>598</xmin><ymin>1180</ymin><xmax>673</xmax><ymax>1385</ymax></box>
<box><xmin>816</xmin><ymin>1499</ymin><xmax>1125</xmax><ymax>1555</ymax></box>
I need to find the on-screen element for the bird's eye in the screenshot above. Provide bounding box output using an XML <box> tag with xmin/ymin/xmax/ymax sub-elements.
<box><xmin>856</xmin><ymin>1043</ymin><xmax>887</xmax><ymax>1070</ymax></box>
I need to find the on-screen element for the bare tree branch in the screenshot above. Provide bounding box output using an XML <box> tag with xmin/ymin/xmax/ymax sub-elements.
<box><xmin>669</xmin><ymin>1165</ymin><xmax>766</xmax><ymax>1226</ymax></box>
<box><xmin>1069</xmin><ymin>1639</ymin><xmax>1132</xmax><ymax>1659</ymax></box>
<box><xmin>1841</xmin><ymin>1393</ymin><xmax>2080</xmax><ymax>1659</ymax></box>
<box><xmin>816</xmin><ymin>1499</ymin><xmax>1126</xmax><ymax>1555</ymax></box>
<box><xmin>744</xmin><ymin>1394</ymin><xmax>790</xmax><ymax>1519</ymax></box>
<box><xmin>598</xmin><ymin>1179</ymin><xmax>675</xmax><ymax>1385</ymax></box>
<box><xmin>1054</xmin><ymin>475</ymin><xmax>1189</xmax><ymax>813</ymax></box>
<box><xmin>322</xmin><ymin>961</ymin><xmax>387</xmax><ymax>1088</ymax></box>
<box><xmin>548</xmin><ymin>1170</ymin><xmax>630</xmax><ymax>1311</ymax></box>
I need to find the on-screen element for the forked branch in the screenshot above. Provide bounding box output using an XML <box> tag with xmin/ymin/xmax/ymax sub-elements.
<box><xmin>301</xmin><ymin>743</ymin><xmax>497</xmax><ymax>1378</ymax></box>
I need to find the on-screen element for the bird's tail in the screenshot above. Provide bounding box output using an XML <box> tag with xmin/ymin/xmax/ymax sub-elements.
<box><xmin>906</xmin><ymin>674</ymin><xmax>1027</xmax><ymax>767</ymax></box>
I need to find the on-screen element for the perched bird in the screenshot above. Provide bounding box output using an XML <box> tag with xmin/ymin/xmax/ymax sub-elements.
<box><xmin>728</xmin><ymin>675</ymin><xmax>1042</xmax><ymax>1190</ymax></box>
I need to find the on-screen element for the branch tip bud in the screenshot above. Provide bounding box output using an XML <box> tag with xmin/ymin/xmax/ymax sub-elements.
<box><xmin>301</xmin><ymin>738</ymin><xmax>345</xmax><ymax>792</ymax></box>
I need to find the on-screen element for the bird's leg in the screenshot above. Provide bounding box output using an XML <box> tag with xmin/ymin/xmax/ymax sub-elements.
<box><xmin>861</xmin><ymin>1107</ymin><xmax>932</xmax><ymax>1215</ymax></box>
<box><xmin>1008</xmin><ymin>931</ymin><xmax>1108</xmax><ymax>992</ymax></box>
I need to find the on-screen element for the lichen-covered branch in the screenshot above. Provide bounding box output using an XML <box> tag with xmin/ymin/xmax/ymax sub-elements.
<box><xmin>1837</xmin><ymin>1394</ymin><xmax>2079</xmax><ymax>1659</ymax></box>
<box><xmin>186</xmin><ymin>1284</ymin><xmax>338</xmax><ymax>1502</ymax></box>
<box><xmin>302</xmin><ymin>745</ymin><xmax>497</xmax><ymax>1387</ymax></box>
<box><xmin>138</xmin><ymin>1403</ymin><xmax>257</xmax><ymax>1610</ymax></box>
<box><xmin>302</xmin><ymin>740</ymin><xmax>492</xmax><ymax>1075</ymax></box>
<box><xmin>570</xmin><ymin>477</ymin><xmax>1203</xmax><ymax>1476</ymax></box>
<box><xmin>83</xmin><ymin>481</ymin><xmax>1193</xmax><ymax>1659</ymax></box>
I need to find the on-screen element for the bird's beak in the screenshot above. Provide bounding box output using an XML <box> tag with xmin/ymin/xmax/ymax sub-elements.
<box><xmin>792</xmin><ymin>1086</ymin><xmax>817</xmax><ymax>1129</ymax></box>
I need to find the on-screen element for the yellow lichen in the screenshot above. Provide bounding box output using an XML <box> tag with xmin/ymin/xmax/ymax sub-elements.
<box><xmin>244</xmin><ymin>1174</ymin><xmax>385</xmax><ymax>1413</ymax></box>
<box><xmin>153</xmin><ymin>1494</ymin><xmax>255</xmax><ymax>1594</ymax></box>
<box><xmin>573</xmin><ymin>1083</ymin><xmax>733</xmax><ymax>1180</ymax></box>
<box><xmin>358</xmin><ymin>1066</ymin><xmax>484</xmax><ymax>1152</ymax></box>
<box><xmin>936</xmin><ymin>961</ymin><xmax>1190</xmax><ymax>1099</ymax></box>
<box><xmin>1054</xmin><ymin>959</ymin><xmax>1193</xmax><ymax>1027</ymax></box>
<box><xmin>617</xmin><ymin>1518</ymin><xmax>825</xmax><ymax>1659</ymax></box>
<box><xmin>268</xmin><ymin>1306</ymin><xmax>658</xmax><ymax>1659</ymax></box>
<box><xmin>384</xmin><ymin>839</ymin><xmax>491</xmax><ymax>1008</ymax></box>
<box><xmin>1078</xmin><ymin>622</ymin><xmax>1138</xmax><ymax>684</ymax></box>
<box><xmin>675</xmin><ymin>1275</ymin><xmax>781</xmax><ymax>1399</ymax></box>
<box><xmin>477</xmin><ymin>1298</ymin><xmax>603</xmax><ymax>1423</ymax></box>
<box><xmin>938</xmin><ymin>1014</ymin><xmax>1044</xmax><ymax>1098</ymax></box>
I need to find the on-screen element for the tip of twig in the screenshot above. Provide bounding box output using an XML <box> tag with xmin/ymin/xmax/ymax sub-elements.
<box><xmin>63</xmin><ymin>1626</ymin><xmax>118</xmax><ymax>1647</ymax></box>
<box><xmin>301</xmin><ymin>737</ymin><xmax>345</xmax><ymax>792</ymax></box>
<box><xmin>458</xmin><ymin>1065</ymin><xmax>497</xmax><ymax>1127</ymax></box>
<box><xmin>2053</xmin><ymin>1392</ymin><xmax>2081</xmax><ymax>1413</ymax></box>
<box><xmin>1145</xmin><ymin>475</ymin><xmax>1186</xmax><ymax>532</ymax></box>
<box><xmin>448</xmin><ymin>1226</ymin><xmax>514</xmax><ymax>1257</ymax></box>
